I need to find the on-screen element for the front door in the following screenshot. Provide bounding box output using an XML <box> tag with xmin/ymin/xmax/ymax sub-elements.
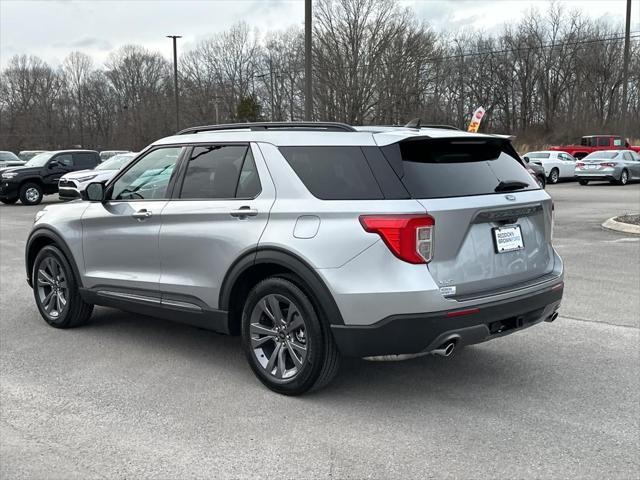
<box><xmin>82</xmin><ymin>147</ymin><xmax>183</xmax><ymax>293</ymax></box>
<box><xmin>158</xmin><ymin>143</ymin><xmax>275</xmax><ymax>309</ymax></box>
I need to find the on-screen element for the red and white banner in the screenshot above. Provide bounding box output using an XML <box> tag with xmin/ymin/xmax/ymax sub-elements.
<box><xmin>467</xmin><ymin>106</ymin><xmax>485</xmax><ymax>133</ymax></box>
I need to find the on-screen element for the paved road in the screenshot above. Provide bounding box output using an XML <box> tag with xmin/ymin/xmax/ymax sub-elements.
<box><xmin>1</xmin><ymin>182</ymin><xmax>638</xmax><ymax>479</ymax></box>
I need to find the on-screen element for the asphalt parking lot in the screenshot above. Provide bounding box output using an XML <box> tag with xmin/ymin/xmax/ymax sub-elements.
<box><xmin>1</xmin><ymin>182</ymin><xmax>638</xmax><ymax>479</ymax></box>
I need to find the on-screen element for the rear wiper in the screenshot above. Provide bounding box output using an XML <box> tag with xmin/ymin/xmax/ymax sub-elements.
<box><xmin>494</xmin><ymin>180</ymin><xmax>529</xmax><ymax>192</ymax></box>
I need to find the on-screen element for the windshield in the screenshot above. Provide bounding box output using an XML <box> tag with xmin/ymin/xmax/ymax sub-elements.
<box><xmin>584</xmin><ymin>151</ymin><xmax>619</xmax><ymax>160</ymax></box>
<box><xmin>24</xmin><ymin>152</ymin><xmax>55</xmax><ymax>167</ymax></box>
<box><xmin>96</xmin><ymin>154</ymin><xmax>135</xmax><ymax>171</ymax></box>
<box><xmin>0</xmin><ymin>152</ymin><xmax>20</xmax><ymax>161</ymax></box>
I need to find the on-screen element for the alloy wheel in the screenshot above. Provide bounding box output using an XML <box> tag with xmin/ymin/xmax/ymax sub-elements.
<box><xmin>36</xmin><ymin>256</ymin><xmax>68</xmax><ymax>319</ymax></box>
<box><xmin>249</xmin><ymin>293</ymin><xmax>308</xmax><ymax>380</ymax></box>
<box><xmin>621</xmin><ymin>171</ymin><xmax>628</xmax><ymax>185</ymax></box>
<box><xmin>25</xmin><ymin>187</ymin><xmax>40</xmax><ymax>203</ymax></box>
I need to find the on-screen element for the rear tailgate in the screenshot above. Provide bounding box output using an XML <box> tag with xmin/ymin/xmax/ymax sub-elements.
<box><xmin>380</xmin><ymin>136</ymin><xmax>555</xmax><ymax>298</ymax></box>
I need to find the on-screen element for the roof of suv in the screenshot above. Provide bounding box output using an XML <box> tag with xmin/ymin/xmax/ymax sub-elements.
<box><xmin>153</xmin><ymin>122</ymin><xmax>499</xmax><ymax>148</ymax></box>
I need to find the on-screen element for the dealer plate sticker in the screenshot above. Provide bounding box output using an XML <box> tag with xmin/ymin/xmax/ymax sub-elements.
<box><xmin>493</xmin><ymin>225</ymin><xmax>524</xmax><ymax>253</ymax></box>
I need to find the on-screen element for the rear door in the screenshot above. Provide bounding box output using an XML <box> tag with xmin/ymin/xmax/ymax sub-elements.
<box><xmin>380</xmin><ymin>137</ymin><xmax>554</xmax><ymax>298</ymax></box>
<box><xmin>558</xmin><ymin>152</ymin><xmax>576</xmax><ymax>177</ymax></box>
<box><xmin>158</xmin><ymin>143</ymin><xmax>275</xmax><ymax>309</ymax></box>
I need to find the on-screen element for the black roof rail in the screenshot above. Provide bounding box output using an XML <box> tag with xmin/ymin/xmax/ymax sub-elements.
<box><xmin>419</xmin><ymin>124</ymin><xmax>460</xmax><ymax>131</ymax></box>
<box><xmin>176</xmin><ymin>122</ymin><xmax>357</xmax><ymax>135</ymax></box>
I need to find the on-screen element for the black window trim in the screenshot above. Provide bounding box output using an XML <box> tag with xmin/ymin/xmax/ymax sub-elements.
<box><xmin>172</xmin><ymin>142</ymin><xmax>263</xmax><ymax>202</ymax></box>
<box><xmin>104</xmin><ymin>145</ymin><xmax>187</xmax><ymax>203</ymax></box>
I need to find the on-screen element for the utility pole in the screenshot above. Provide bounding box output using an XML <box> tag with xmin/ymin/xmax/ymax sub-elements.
<box><xmin>621</xmin><ymin>0</ymin><xmax>631</xmax><ymax>143</ymax></box>
<box><xmin>304</xmin><ymin>0</ymin><xmax>313</xmax><ymax>121</ymax></box>
<box><xmin>167</xmin><ymin>35</ymin><xmax>182</xmax><ymax>131</ymax></box>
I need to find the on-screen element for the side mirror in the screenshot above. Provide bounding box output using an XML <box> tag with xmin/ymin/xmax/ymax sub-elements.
<box><xmin>84</xmin><ymin>182</ymin><xmax>105</xmax><ymax>202</ymax></box>
<box><xmin>48</xmin><ymin>160</ymin><xmax>59</xmax><ymax>169</ymax></box>
<box><xmin>523</xmin><ymin>156</ymin><xmax>530</xmax><ymax>163</ymax></box>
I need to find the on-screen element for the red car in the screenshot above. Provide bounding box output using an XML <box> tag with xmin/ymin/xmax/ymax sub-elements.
<box><xmin>549</xmin><ymin>135</ymin><xmax>640</xmax><ymax>159</ymax></box>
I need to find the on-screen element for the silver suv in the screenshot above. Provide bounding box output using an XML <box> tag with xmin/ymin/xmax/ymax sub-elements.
<box><xmin>26</xmin><ymin>122</ymin><xmax>564</xmax><ymax>395</ymax></box>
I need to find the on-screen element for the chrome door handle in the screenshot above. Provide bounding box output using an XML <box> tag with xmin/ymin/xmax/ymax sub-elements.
<box><xmin>229</xmin><ymin>206</ymin><xmax>258</xmax><ymax>218</ymax></box>
<box><xmin>132</xmin><ymin>209</ymin><xmax>153</xmax><ymax>220</ymax></box>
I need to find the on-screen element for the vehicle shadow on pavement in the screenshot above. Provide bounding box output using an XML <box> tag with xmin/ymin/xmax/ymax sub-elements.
<box><xmin>84</xmin><ymin>306</ymin><xmax>548</xmax><ymax>401</ymax></box>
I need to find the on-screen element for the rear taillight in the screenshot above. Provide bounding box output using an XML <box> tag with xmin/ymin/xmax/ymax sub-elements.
<box><xmin>359</xmin><ymin>214</ymin><xmax>434</xmax><ymax>264</ymax></box>
<box><xmin>576</xmin><ymin>162</ymin><xmax>585</xmax><ymax>168</ymax></box>
<box><xmin>600</xmin><ymin>162</ymin><xmax>616</xmax><ymax>167</ymax></box>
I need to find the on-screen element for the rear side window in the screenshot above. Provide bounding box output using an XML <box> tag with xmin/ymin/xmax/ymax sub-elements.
<box><xmin>381</xmin><ymin>138</ymin><xmax>538</xmax><ymax>199</ymax></box>
<box><xmin>179</xmin><ymin>145</ymin><xmax>253</xmax><ymax>199</ymax></box>
<box><xmin>527</xmin><ymin>152</ymin><xmax>550</xmax><ymax>159</ymax></box>
<box><xmin>278</xmin><ymin>146</ymin><xmax>383</xmax><ymax>200</ymax></box>
<box><xmin>597</xmin><ymin>137</ymin><xmax>610</xmax><ymax>147</ymax></box>
<box><xmin>74</xmin><ymin>152</ymin><xmax>99</xmax><ymax>168</ymax></box>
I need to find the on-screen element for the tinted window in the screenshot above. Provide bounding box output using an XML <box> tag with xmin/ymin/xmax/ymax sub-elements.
<box><xmin>112</xmin><ymin>147</ymin><xmax>181</xmax><ymax>200</ymax></box>
<box><xmin>0</xmin><ymin>152</ymin><xmax>19</xmax><ymax>161</ymax></box>
<box><xmin>179</xmin><ymin>145</ymin><xmax>248</xmax><ymax>199</ymax></box>
<box><xmin>279</xmin><ymin>146</ymin><xmax>383</xmax><ymax>200</ymax></box>
<box><xmin>236</xmin><ymin>149</ymin><xmax>262</xmax><ymax>198</ymax></box>
<box><xmin>584</xmin><ymin>151</ymin><xmax>618</xmax><ymax>160</ymax></box>
<box><xmin>74</xmin><ymin>152</ymin><xmax>99</xmax><ymax>168</ymax></box>
<box><xmin>381</xmin><ymin>138</ymin><xmax>537</xmax><ymax>199</ymax></box>
<box><xmin>55</xmin><ymin>154</ymin><xmax>73</xmax><ymax>167</ymax></box>
<box><xmin>597</xmin><ymin>137</ymin><xmax>610</xmax><ymax>147</ymax></box>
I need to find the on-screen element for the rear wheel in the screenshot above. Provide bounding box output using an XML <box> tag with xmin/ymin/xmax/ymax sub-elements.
<box><xmin>241</xmin><ymin>277</ymin><xmax>340</xmax><ymax>395</ymax></box>
<box><xmin>548</xmin><ymin>168</ymin><xmax>560</xmax><ymax>184</ymax></box>
<box><xmin>19</xmin><ymin>182</ymin><xmax>43</xmax><ymax>205</ymax></box>
<box><xmin>32</xmin><ymin>245</ymin><xmax>93</xmax><ymax>328</ymax></box>
<box><xmin>616</xmin><ymin>169</ymin><xmax>629</xmax><ymax>185</ymax></box>
<box><xmin>578</xmin><ymin>179</ymin><xmax>589</xmax><ymax>186</ymax></box>
<box><xmin>0</xmin><ymin>197</ymin><xmax>18</xmax><ymax>204</ymax></box>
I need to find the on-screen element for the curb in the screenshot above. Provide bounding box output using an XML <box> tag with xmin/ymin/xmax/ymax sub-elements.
<box><xmin>602</xmin><ymin>216</ymin><xmax>640</xmax><ymax>235</ymax></box>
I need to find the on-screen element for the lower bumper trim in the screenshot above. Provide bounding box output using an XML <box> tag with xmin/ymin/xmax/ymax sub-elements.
<box><xmin>331</xmin><ymin>283</ymin><xmax>563</xmax><ymax>357</ymax></box>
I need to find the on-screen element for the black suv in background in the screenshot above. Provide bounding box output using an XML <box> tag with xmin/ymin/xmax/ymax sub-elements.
<box><xmin>0</xmin><ymin>150</ymin><xmax>100</xmax><ymax>205</ymax></box>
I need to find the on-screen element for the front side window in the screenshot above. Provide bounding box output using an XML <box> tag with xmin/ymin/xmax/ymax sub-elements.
<box><xmin>74</xmin><ymin>153</ymin><xmax>98</xmax><ymax>168</ymax></box>
<box><xmin>179</xmin><ymin>145</ymin><xmax>256</xmax><ymax>199</ymax></box>
<box><xmin>55</xmin><ymin>154</ymin><xmax>74</xmax><ymax>167</ymax></box>
<box><xmin>613</xmin><ymin>138</ymin><xmax>623</xmax><ymax>147</ymax></box>
<box><xmin>111</xmin><ymin>147</ymin><xmax>181</xmax><ymax>200</ymax></box>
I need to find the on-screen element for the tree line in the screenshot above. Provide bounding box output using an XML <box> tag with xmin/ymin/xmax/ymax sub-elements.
<box><xmin>1</xmin><ymin>0</ymin><xmax>638</xmax><ymax>152</ymax></box>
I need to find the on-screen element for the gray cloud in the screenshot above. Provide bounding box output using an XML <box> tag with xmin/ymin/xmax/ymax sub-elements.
<box><xmin>54</xmin><ymin>37</ymin><xmax>113</xmax><ymax>51</ymax></box>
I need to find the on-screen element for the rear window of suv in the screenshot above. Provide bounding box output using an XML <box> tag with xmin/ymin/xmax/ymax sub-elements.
<box><xmin>279</xmin><ymin>146</ymin><xmax>383</xmax><ymax>200</ymax></box>
<box><xmin>381</xmin><ymin>138</ymin><xmax>538</xmax><ymax>199</ymax></box>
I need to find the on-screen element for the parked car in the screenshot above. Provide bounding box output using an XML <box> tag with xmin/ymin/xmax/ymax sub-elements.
<box><xmin>0</xmin><ymin>150</ymin><xmax>100</xmax><ymax>205</ymax></box>
<box><xmin>522</xmin><ymin>157</ymin><xmax>546</xmax><ymax>188</ymax></box>
<box><xmin>59</xmin><ymin>152</ymin><xmax>137</xmax><ymax>200</ymax></box>
<box><xmin>522</xmin><ymin>150</ymin><xmax>577</xmax><ymax>184</ymax></box>
<box><xmin>25</xmin><ymin>122</ymin><xmax>563</xmax><ymax>395</ymax></box>
<box><xmin>574</xmin><ymin>150</ymin><xmax>640</xmax><ymax>185</ymax></box>
<box><xmin>99</xmin><ymin>150</ymin><xmax>130</xmax><ymax>161</ymax></box>
<box><xmin>549</xmin><ymin>135</ymin><xmax>640</xmax><ymax>159</ymax></box>
<box><xmin>0</xmin><ymin>151</ymin><xmax>26</xmax><ymax>169</ymax></box>
<box><xmin>18</xmin><ymin>150</ymin><xmax>48</xmax><ymax>161</ymax></box>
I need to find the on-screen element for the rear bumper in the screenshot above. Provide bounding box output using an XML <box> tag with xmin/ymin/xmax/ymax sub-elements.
<box><xmin>331</xmin><ymin>282</ymin><xmax>563</xmax><ymax>357</ymax></box>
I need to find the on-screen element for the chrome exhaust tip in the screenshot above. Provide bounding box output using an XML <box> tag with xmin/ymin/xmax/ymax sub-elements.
<box><xmin>431</xmin><ymin>341</ymin><xmax>456</xmax><ymax>357</ymax></box>
<box><xmin>545</xmin><ymin>312</ymin><xmax>559</xmax><ymax>323</ymax></box>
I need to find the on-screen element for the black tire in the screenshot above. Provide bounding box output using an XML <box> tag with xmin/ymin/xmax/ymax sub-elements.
<box><xmin>32</xmin><ymin>245</ymin><xmax>93</xmax><ymax>329</ymax></box>
<box><xmin>19</xmin><ymin>182</ymin><xmax>43</xmax><ymax>205</ymax></box>
<box><xmin>578</xmin><ymin>179</ymin><xmax>589</xmax><ymax>186</ymax></box>
<box><xmin>616</xmin><ymin>169</ymin><xmax>629</xmax><ymax>186</ymax></box>
<box><xmin>537</xmin><ymin>175</ymin><xmax>546</xmax><ymax>189</ymax></box>
<box><xmin>548</xmin><ymin>168</ymin><xmax>560</xmax><ymax>184</ymax></box>
<box><xmin>241</xmin><ymin>277</ymin><xmax>340</xmax><ymax>395</ymax></box>
<box><xmin>0</xmin><ymin>197</ymin><xmax>18</xmax><ymax>204</ymax></box>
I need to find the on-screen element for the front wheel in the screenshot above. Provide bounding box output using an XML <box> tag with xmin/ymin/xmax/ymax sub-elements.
<box><xmin>241</xmin><ymin>277</ymin><xmax>340</xmax><ymax>395</ymax></box>
<box><xmin>548</xmin><ymin>168</ymin><xmax>560</xmax><ymax>184</ymax></box>
<box><xmin>19</xmin><ymin>182</ymin><xmax>43</xmax><ymax>205</ymax></box>
<box><xmin>578</xmin><ymin>179</ymin><xmax>589</xmax><ymax>186</ymax></box>
<box><xmin>32</xmin><ymin>245</ymin><xmax>93</xmax><ymax>328</ymax></box>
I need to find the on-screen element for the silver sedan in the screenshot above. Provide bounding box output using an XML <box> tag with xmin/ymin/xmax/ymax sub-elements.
<box><xmin>575</xmin><ymin>150</ymin><xmax>640</xmax><ymax>185</ymax></box>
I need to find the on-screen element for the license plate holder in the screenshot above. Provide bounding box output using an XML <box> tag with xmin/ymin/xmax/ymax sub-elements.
<box><xmin>492</xmin><ymin>225</ymin><xmax>524</xmax><ymax>253</ymax></box>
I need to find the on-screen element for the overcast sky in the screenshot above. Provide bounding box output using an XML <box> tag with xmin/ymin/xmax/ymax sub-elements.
<box><xmin>1</xmin><ymin>0</ymin><xmax>638</xmax><ymax>68</ymax></box>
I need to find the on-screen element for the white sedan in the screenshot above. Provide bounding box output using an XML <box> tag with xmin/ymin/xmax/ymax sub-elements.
<box><xmin>522</xmin><ymin>150</ymin><xmax>577</xmax><ymax>184</ymax></box>
<box><xmin>58</xmin><ymin>152</ymin><xmax>137</xmax><ymax>200</ymax></box>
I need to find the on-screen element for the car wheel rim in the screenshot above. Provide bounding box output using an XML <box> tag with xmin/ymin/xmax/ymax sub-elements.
<box><xmin>551</xmin><ymin>171</ymin><xmax>558</xmax><ymax>182</ymax></box>
<box><xmin>36</xmin><ymin>257</ymin><xmax>68</xmax><ymax>319</ymax></box>
<box><xmin>249</xmin><ymin>293</ymin><xmax>308</xmax><ymax>381</ymax></box>
<box><xmin>622</xmin><ymin>172</ymin><xmax>628</xmax><ymax>184</ymax></box>
<box><xmin>25</xmin><ymin>187</ymin><xmax>39</xmax><ymax>202</ymax></box>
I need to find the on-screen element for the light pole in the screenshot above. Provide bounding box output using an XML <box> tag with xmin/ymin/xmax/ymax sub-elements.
<box><xmin>304</xmin><ymin>0</ymin><xmax>313</xmax><ymax>121</ymax></box>
<box><xmin>167</xmin><ymin>35</ymin><xmax>182</xmax><ymax>131</ymax></box>
<box><xmin>621</xmin><ymin>0</ymin><xmax>631</xmax><ymax>143</ymax></box>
